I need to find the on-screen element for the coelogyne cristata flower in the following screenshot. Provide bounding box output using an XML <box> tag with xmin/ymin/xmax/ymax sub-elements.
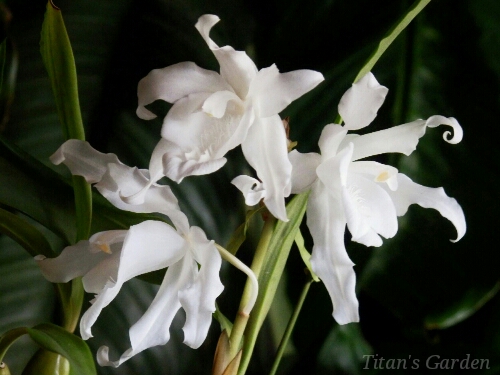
<box><xmin>288</xmin><ymin>72</ymin><xmax>466</xmax><ymax>324</ymax></box>
<box><xmin>38</xmin><ymin>140</ymin><xmax>224</xmax><ymax>366</ymax></box>
<box><xmin>136</xmin><ymin>14</ymin><xmax>324</xmax><ymax>221</ymax></box>
<box><xmin>36</xmin><ymin>217</ymin><xmax>223</xmax><ymax>366</ymax></box>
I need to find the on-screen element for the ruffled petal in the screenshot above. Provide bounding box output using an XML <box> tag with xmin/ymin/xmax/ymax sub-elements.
<box><xmin>342</xmin><ymin>173</ymin><xmax>398</xmax><ymax>243</ymax></box>
<box><xmin>180</xmin><ymin>226</ymin><xmax>224</xmax><ymax>348</ymax></box>
<box><xmin>97</xmin><ymin>258</ymin><xmax>190</xmax><ymax>367</ymax></box>
<box><xmin>307</xmin><ymin>183</ymin><xmax>359</xmax><ymax>324</ymax></box>
<box><xmin>248</xmin><ymin>64</ymin><xmax>324</xmax><ymax>117</ymax></box>
<box><xmin>50</xmin><ymin>140</ymin><xmax>120</xmax><ymax>184</ymax></box>
<box><xmin>384</xmin><ymin>173</ymin><xmax>466</xmax><ymax>242</ymax></box>
<box><xmin>137</xmin><ymin>62</ymin><xmax>231</xmax><ymax>120</ymax></box>
<box><xmin>95</xmin><ymin>163</ymin><xmax>180</xmax><ymax>218</ymax></box>
<box><xmin>158</xmin><ymin>141</ymin><xmax>228</xmax><ymax>183</ymax></box>
<box><xmin>338</xmin><ymin>72</ymin><xmax>388</xmax><ymax>131</ymax></box>
<box><xmin>231</xmin><ymin>175</ymin><xmax>267</xmax><ymax>206</ymax></box>
<box><xmin>349</xmin><ymin>116</ymin><xmax>463</xmax><ymax>161</ymax></box>
<box><xmin>318</xmin><ymin>124</ymin><xmax>348</xmax><ymax>161</ymax></box>
<box><xmin>195</xmin><ymin>15</ymin><xmax>257</xmax><ymax>99</ymax></box>
<box><xmin>288</xmin><ymin>150</ymin><xmax>321</xmax><ymax>194</ymax></box>
<box><xmin>241</xmin><ymin>115</ymin><xmax>292</xmax><ymax>221</ymax></box>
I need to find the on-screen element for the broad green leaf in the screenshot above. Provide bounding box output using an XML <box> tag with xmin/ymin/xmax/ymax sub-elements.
<box><xmin>425</xmin><ymin>282</ymin><xmax>500</xmax><ymax>330</ymax></box>
<box><xmin>294</xmin><ymin>229</ymin><xmax>319</xmax><ymax>282</ymax></box>
<box><xmin>40</xmin><ymin>0</ymin><xmax>91</xmax><ymax>242</ymax></box>
<box><xmin>0</xmin><ymin>207</ymin><xmax>54</xmax><ymax>258</ymax></box>
<box><xmin>26</xmin><ymin>323</ymin><xmax>96</xmax><ymax>375</ymax></box>
<box><xmin>238</xmin><ymin>193</ymin><xmax>309</xmax><ymax>374</ymax></box>
<box><xmin>0</xmin><ymin>135</ymin><xmax>75</xmax><ymax>243</ymax></box>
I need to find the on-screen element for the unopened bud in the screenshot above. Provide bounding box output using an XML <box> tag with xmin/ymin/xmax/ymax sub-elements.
<box><xmin>21</xmin><ymin>349</ymin><xmax>69</xmax><ymax>375</ymax></box>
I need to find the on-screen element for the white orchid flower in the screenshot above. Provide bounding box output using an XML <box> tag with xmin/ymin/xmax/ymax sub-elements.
<box><xmin>136</xmin><ymin>14</ymin><xmax>324</xmax><ymax>221</ymax></box>
<box><xmin>36</xmin><ymin>216</ymin><xmax>224</xmax><ymax>367</ymax></box>
<box><xmin>50</xmin><ymin>139</ymin><xmax>189</xmax><ymax>228</ymax></box>
<box><xmin>289</xmin><ymin>72</ymin><xmax>466</xmax><ymax>325</ymax></box>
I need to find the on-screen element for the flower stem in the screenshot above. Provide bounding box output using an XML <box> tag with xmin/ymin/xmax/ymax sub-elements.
<box><xmin>228</xmin><ymin>216</ymin><xmax>276</xmax><ymax>360</ymax></box>
<box><xmin>268</xmin><ymin>278</ymin><xmax>313</xmax><ymax>375</ymax></box>
<box><xmin>216</xmin><ymin>244</ymin><xmax>258</xmax><ymax>316</ymax></box>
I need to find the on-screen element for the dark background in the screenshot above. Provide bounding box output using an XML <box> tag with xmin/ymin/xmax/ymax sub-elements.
<box><xmin>1</xmin><ymin>0</ymin><xmax>499</xmax><ymax>374</ymax></box>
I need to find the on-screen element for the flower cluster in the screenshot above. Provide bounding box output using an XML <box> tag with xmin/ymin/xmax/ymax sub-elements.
<box><xmin>35</xmin><ymin>13</ymin><xmax>466</xmax><ymax>367</ymax></box>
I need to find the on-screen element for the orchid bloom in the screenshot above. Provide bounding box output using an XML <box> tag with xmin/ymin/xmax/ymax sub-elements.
<box><xmin>289</xmin><ymin>72</ymin><xmax>466</xmax><ymax>324</ymax></box>
<box><xmin>43</xmin><ymin>139</ymin><xmax>224</xmax><ymax>365</ymax></box>
<box><xmin>136</xmin><ymin>14</ymin><xmax>324</xmax><ymax>221</ymax></box>
<box><xmin>36</xmin><ymin>216</ymin><xmax>224</xmax><ymax>366</ymax></box>
<box><xmin>50</xmin><ymin>139</ymin><xmax>187</xmax><ymax>226</ymax></box>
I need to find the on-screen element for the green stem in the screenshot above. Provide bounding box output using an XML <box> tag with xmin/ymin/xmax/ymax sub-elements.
<box><xmin>228</xmin><ymin>216</ymin><xmax>276</xmax><ymax>360</ymax></box>
<box><xmin>0</xmin><ymin>327</ymin><xmax>28</xmax><ymax>363</ymax></box>
<box><xmin>268</xmin><ymin>279</ymin><xmax>313</xmax><ymax>375</ymax></box>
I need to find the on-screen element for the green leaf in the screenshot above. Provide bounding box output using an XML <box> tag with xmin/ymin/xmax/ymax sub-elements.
<box><xmin>238</xmin><ymin>192</ymin><xmax>309</xmax><ymax>374</ymax></box>
<box><xmin>0</xmin><ymin>207</ymin><xmax>55</xmax><ymax>258</ymax></box>
<box><xmin>425</xmin><ymin>282</ymin><xmax>500</xmax><ymax>330</ymax></box>
<box><xmin>26</xmin><ymin>323</ymin><xmax>96</xmax><ymax>375</ymax></box>
<box><xmin>294</xmin><ymin>229</ymin><xmax>319</xmax><ymax>282</ymax></box>
<box><xmin>0</xmin><ymin>135</ymin><xmax>76</xmax><ymax>244</ymax></box>
<box><xmin>40</xmin><ymin>0</ymin><xmax>91</xmax><ymax>242</ymax></box>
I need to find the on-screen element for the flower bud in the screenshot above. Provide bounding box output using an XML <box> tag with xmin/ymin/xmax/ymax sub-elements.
<box><xmin>22</xmin><ymin>349</ymin><xmax>69</xmax><ymax>375</ymax></box>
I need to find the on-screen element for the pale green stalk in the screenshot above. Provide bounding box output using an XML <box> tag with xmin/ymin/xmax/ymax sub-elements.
<box><xmin>228</xmin><ymin>216</ymin><xmax>276</xmax><ymax>359</ymax></box>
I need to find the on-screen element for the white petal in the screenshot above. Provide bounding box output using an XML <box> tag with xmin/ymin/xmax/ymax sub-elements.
<box><xmin>35</xmin><ymin>239</ymin><xmax>110</xmax><ymax>283</ymax></box>
<box><xmin>195</xmin><ymin>15</ymin><xmax>257</xmax><ymax>99</ymax></box>
<box><xmin>180</xmin><ymin>227</ymin><xmax>224</xmax><ymax>348</ymax></box>
<box><xmin>349</xmin><ymin>116</ymin><xmax>463</xmax><ymax>161</ymax></box>
<box><xmin>248</xmin><ymin>64</ymin><xmax>324</xmax><ymax>117</ymax></box>
<box><xmin>160</xmin><ymin>92</ymin><xmax>251</xmax><ymax>167</ymax></box>
<box><xmin>241</xmin><ymin>115</ymin><xmax>292</xmax><ymax>221</ymax></box>
<box><xmin>353</xmin><ymin>228</ymin><xmax>383</xmax><ymax>247</ymax></box>
<box><xmin>288</xmin><ymin>150</ymin><xmax>321</xmax><ymax>194</ymax></box>
<box><xmin>136</xmin><ymin>62</ymin><xmax>231</xmax><ymax>120</ymax></box>
<box><xmin>307</xmin><ymin>183</ymin><xmax>359</xmax><ymax>324</ymax></box>
<box><xmin>350</xmin><ymin>161</ymin><xmax>399</xmax><ymax>190</ymax></box>
<box><xmin>385</xmin><ymin>174</ymin><xmax>466</xmax><ymax>242</ymax></box>
<box><xmin>97</xmin><ymin>258</ymin><xmax>190</xmax><ymax>367</ymax></box>
<box><xmin>50</xmin><ymin>140</ymin><xmax>121</xmax><ymax>184</ymax></box>
<box><xmin>318</xmin><ymin>124</ymin><xmax>348</xmax><ymax>161</ymax></box>
<box><xmin>80</xmin><ymin>221</ymin><xmax>186</xmax><ymax>341</ymax></box>
<box><xmin>338</xmin><ymin>72</ymin><xmax>388</xmax><ymax>131</ymax></box>
<box><xmin>80</xmin><ymin>280</ymin><xmax>123</xmax><ymax>340</ymax></box>
<box><xmin>343</xmin><ymin>173</ymin><xmax>398</xmax><ymax>242</ymax></box>
<box><xmin>231</xmin><ymin>175</ymin><xmax>266</xmax><ymax>206</ymax></box>
<box><xmin>202</xmin><ymin>90</ymin><xmax>243</xmax><ymax>118</ymax></box>
<box><xmin>316</xmin><ymin>142</ymin><xmax>353</xmax><ymax>191</ymax></box>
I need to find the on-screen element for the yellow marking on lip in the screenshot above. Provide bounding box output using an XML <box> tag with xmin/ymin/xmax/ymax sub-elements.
<box><xmin>375</xmin><ymin>171</ymin><xmax>390</xmax><ymax>182</ymax></box>
<box><xmin>97</xmin><ymin>243</ymin><xmax>112</xmax><ymax>254</ymax></box>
